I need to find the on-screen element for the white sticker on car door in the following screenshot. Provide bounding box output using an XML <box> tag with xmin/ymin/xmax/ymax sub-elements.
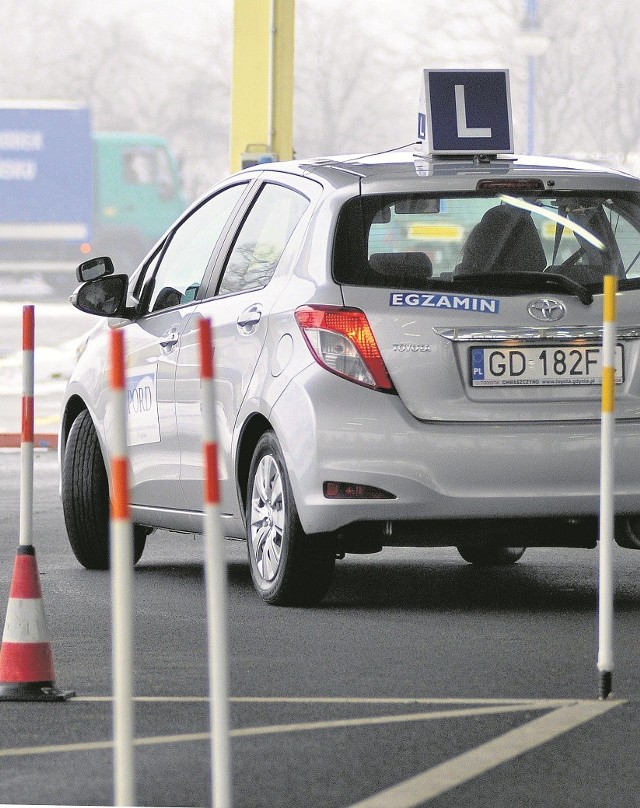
<box><xmin>126</xmin><ymin>366</ymin><xmax>160</xmax><ymax>446</ymax></box>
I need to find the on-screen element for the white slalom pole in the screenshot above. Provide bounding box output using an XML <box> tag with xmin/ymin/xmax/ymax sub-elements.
<box><xmin>598</xmin><ymin>275</ymin><xmax>617</xmax><ymax>700</ymax></box>
<box><xmin>20</xmin><ymin>305</ymin><xmax>34</xmax><ymax>548</ymax></box>
<box><xmin>199</xmin><ymin>317</ymin><xmax>233</xmax><ymax>808</ymax></box>
<box><xmin>108</xmin><ymin>328</ymin><xmax>136</xmax><ymax>805</ymax></box>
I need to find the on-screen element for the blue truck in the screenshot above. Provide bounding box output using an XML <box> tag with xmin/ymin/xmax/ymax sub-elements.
<box><xmin>0</xmin><ymin>101</ymin><xmax>187</xmax><ymax>291</ymax></box>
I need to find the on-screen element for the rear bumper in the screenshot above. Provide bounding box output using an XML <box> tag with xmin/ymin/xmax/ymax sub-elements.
<box><xmin>336</xmin><ymin>515</ymin><xmax>600</xmax><ymax>551</ymax></box>
<box><xmin>270</xmin><ymin>366</ymin><xmax>640</xmax><ymax>538</ymax></box>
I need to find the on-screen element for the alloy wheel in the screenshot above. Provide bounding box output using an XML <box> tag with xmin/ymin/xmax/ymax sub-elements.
<box><xmin>249</xmin><ymin>454</ymin><xmax>285</xmax><ymax>582</ymax></box>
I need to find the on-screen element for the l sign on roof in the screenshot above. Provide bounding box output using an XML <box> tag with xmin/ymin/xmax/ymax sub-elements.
<box><xmin>418</xmin><ymin>69</ymin><xmax>513</xmax><ymax>156</ymax></box>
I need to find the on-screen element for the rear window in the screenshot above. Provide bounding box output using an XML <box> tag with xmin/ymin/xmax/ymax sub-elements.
<box><xmin>333</xmin><ymin>192</ymin><xmax>640</xmax><ymax>291</ymax></box>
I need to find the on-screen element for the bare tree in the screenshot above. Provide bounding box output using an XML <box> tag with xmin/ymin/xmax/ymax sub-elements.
<box><xmin>533</xmin><ymin>0</ymin><xmax>640</xmax><ymax>167</ymax></box>
<box><xmin>3</xmin><ymin>0</ymin><xmax>636</xmax><ymax>198</ymax></box>
<box><xmin>0</xmin><ymin>0</ymin><xmax>231</xmax><ymax>198</ymax></box>
<box><xmin>293</xmin><ymin>0</ymin><xmax>408</xmax><ymax>157</ymax></box>
<box><xmin>293</xmin><ymin>0</ymin><xmax>531</xmax><ymax>158</ymax></box>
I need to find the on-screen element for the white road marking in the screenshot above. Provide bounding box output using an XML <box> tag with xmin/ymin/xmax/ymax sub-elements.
<box><xmin>0</xmin><ymin>696</ymin><xmax>623</xmax><ymax>777</ymax></box>
<box><xmin>230</xmin><ymin>703</ymin><xmax>555</xmax><ymax>737</ymax></box>
<box><xmin>0</xmin><ymin>739</ymin><xmax>114</xmax><ymax>758</ymax></box>
<box><xmin>0</xmin><ymin>702</ymin><xmax>549</xmax><ymax>759</ymax></box>
<box><xmin>229</xmin><ymin>696</ymin><xmax>572</xmax><ymax>706</ymax></box>
<box><xmin>347</xmin><ymin>700</ymin><xmax>623</xmax><ymax>807</ymax></box>
<box><xmin>74</xmin><ymin>694</ymin><xmax>574</xmax><ymax>706</ymax></box>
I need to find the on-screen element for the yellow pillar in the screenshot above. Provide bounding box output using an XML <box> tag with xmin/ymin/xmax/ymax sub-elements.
<box><xmin>271</xmin><ymin>0</ymin><xmax>295</xmax><ymax>165</ymax></box>
<box><xmin>230</xmin><ymin>0</ymin><xmax>295</xmax><ymax>173</ymax></box>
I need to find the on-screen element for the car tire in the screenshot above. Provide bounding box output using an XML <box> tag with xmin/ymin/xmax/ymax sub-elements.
<box><xmin>246</xmin><ymin>431</ymin><xmax>335</xmax><ymax>606</ymax></box>
<box><xmin>457</xmin><ymin>545</ymin><xmax>526</xmax><ymax>565</ymax></box>
<box><xmin>62</xmin><ymin>410</ymin><xmax>146</xmax><ymax>569</ymax></box>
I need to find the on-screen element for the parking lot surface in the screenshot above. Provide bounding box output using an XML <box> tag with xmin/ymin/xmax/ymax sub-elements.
<box><xmin>0</xmin><ymin>449</ymin><xmax>639</xmax><ymax>806</ymax></box>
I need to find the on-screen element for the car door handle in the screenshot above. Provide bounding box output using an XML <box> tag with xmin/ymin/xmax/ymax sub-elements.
<box><xmin>237</xmin><ymin>305</ymin><xmax>263</xmax><ymax>334</ymax></box>
<box><xmin>159</xmin><ymin>328</ymin><xmax>179</xmax><ymax>350</ymax></box>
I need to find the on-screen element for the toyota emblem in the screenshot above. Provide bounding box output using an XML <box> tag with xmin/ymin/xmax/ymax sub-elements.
<box><xmin>527</xmin><ymin>298</ymin><xmax>566</xmax><ymax>321</ymax></box>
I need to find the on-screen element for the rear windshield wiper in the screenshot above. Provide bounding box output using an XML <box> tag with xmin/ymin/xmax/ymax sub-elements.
<box><xmin>449</xmin><ymin>271</ymin><xmax>594</xmax><ymax>305</ymax></box>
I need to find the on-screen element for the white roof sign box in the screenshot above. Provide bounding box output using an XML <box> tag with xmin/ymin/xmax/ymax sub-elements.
<box><xmin>418</xmin><ymin>69</ymin><xmax>513</xmax><ymax>157</ymax></box>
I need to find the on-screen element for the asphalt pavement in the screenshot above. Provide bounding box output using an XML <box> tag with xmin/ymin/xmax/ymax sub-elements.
<box><xmin>1</xmin><ymin>296</ymin><xmax>640</xmax><ymax>806</ymax></box>
<box><xmin>0</xmin><ymin>449</ymin><xmax>639</xmax><ymax>806</ymax></box>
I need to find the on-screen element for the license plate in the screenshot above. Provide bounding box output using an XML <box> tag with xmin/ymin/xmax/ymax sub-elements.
<box><xmin>470</xmin><ymin>345</ymin><xmax>624</xmax><ymax>387</ymax></box>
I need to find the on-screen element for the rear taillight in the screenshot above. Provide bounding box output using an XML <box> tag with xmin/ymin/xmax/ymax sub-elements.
<box><xmin>294</xmin><ymin>305</ymin><xmax>394</xmax><ymax>392</ymax></box>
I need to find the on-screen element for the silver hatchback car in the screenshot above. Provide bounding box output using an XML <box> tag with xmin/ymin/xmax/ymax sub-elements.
<box><xmin>61</xmin><ymin>149</ymin><xmax>640</xmax><ymax>605</ymax></box>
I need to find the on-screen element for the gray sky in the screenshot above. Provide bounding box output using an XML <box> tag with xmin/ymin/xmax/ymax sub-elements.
<box><xmin>3</xmin><ymin>0</ymin><xmax>639</xmax><ymax>189</ymax></box>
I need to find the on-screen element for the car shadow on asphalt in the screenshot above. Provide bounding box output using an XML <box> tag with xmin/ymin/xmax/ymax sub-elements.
<box><xmin>132</xmin><ymin>548</ymin><xmax>640</xmax><ymax>614</ymax></box>
<box><xmin>134</xmin><ymin>558</ymin><xmax>256</xmax><ymax>595</ymax></box>
<box><xmin>324</xmin><ymin>553</ymin><xmax>640</xmax><ymax>614</ymax></box>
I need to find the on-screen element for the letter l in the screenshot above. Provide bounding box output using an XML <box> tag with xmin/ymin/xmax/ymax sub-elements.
<box><xmin>455</xmin><ymin>85</ymin><xmax>492</xmax><ymax>138</ymax></box>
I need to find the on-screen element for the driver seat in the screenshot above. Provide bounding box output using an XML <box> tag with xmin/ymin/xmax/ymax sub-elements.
<box><xmin>456</xmin><ymin>205</ymin><xmax>547</xmax><ymax>276</ymax></box>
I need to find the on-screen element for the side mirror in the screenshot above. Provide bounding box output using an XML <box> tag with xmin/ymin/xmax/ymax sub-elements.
<box><xmin>76</xmin><ymin>256</ymin><xmax>115</xmax><ymax>283</ymax></box>
<box><xmin>70</xmin><ymin>274</ymin><xmax>129</xmax><ymax>318</ymax></box>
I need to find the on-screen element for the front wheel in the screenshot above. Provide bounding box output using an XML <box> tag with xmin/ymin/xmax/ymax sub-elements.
<box><xmin>457</xmin><ymin>546</ymin><xmax>526</xmax><ymax>566</ymax></box>
<box><xmin>246</xmin><ymin>432</ymin><xmax>335</xmax><ymax>606</ymax></box>
<box><xmin>62</xmin><ymin>410</ymin><xmax>147</xmax><ymax>569</ymax></box>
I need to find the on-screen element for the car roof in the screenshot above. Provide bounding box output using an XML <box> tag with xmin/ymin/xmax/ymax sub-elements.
<box><xmin>244</xmin><ymin>149</ymin><xmax>640</xmax><ymax>195</ymax></box>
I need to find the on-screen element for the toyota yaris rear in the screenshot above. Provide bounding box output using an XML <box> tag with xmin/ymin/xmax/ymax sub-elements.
<box><xmin>61</xmin><ymin>152</ymin><xmax>640</xmax><ymax>605</ymax></box>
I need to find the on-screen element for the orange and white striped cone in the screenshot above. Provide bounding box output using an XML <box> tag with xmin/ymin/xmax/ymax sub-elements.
<box><xmin>0</xmin><ymin>545</ymin><xmax>74</xmax><ymax>701</ymax></box>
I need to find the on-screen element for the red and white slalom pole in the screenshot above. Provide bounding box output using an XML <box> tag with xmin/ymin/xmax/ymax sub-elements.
<box><xmin>199</xmin><ymin>317</ymin><xmax>232</xmax><ymax>808</ymax></box>
<box><xmin>598</xmin><ymin>275</ymin><xmax>617</xmax><ymax>700</ymax></box>
<box><xmin>20</xmin><ymin>304</ymin><xmax>35</xmax><ymax>547</ymax></box>
<box><xmin>0</xmin><ymin>304</ymin><xmax>74</xmax><ymax>701</ymax></box>
<box><xmin>108</xmin><ymin>328</ymin><xmax>136</xmax><ymax>806</ymax></box>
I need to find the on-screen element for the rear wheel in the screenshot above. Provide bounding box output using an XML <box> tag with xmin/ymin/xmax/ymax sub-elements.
<box><xmin>457</xmin><ymin>545</ymin><xmax>526</xmax><ymax>565</ymax></box>
<box><xmin>246</xmin><ymin>431</ymin><xmax>335</xmax><ymax>606</ymax></box>
<box><xmin>62</xmin><ymin>410</ymin><xmax>146</xmax><ymax>569</ymax></box>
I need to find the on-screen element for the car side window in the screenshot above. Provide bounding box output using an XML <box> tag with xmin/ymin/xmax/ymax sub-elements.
<box><xmin>146</xmin><ymin>183</ymin><xmax>247</xmax><ymax>313</ymax></box>
<box><xmin>217</xmin><ymin>182</ymin><xmax>309</xmax><ymax>296</ymax></box>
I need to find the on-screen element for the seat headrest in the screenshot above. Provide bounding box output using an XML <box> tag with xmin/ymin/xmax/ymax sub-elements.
<box><xmin>456</xmin><ymin>205</ymin><xmax>547</xmax><ymax>275</ymax></box>
<box><xmin>369</xmin><ymin>252</ymin><xmax>433</xmax><ymax>288</ymax></box>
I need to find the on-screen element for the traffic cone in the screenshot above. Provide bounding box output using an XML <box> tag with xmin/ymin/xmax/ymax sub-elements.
<box><xmin>0</xmin><ymin>545</ymin><xmax>74</xmax><ymax>701</ymax></box>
